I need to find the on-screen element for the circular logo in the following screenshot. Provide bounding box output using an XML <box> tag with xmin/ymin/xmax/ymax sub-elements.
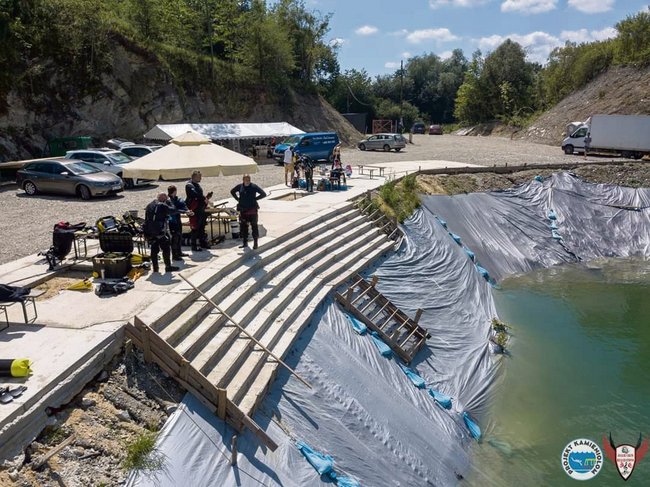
<box><xmin>561</xmin><ymin>439</ymin><xmax>603</xmax><ymax>480</ymax></box>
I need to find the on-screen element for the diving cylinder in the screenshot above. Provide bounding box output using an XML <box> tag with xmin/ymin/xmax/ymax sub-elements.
<box><xmin>230</xmin><ymin>220</ymin><xmax>240</xmax><ymax>239</ymax></box>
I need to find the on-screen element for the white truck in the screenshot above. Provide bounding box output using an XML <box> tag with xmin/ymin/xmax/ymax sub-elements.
<box><xmin>561</xmin><ymin>114</ymin><xmax>650</xmax><ymax>159</ymax></box>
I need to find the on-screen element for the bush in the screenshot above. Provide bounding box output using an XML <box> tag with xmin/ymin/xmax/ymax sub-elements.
<box><xmin>122</xmin><ymin>431</ymin><xmax>162</xmax><ymax>472</ymax></box>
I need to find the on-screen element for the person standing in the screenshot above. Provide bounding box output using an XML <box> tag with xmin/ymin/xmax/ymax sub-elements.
<box><xmin>167</xmin><ymin>185</ymin><xmax>191</xmax><ymax>261</ymax></box>
<box><xmin>230</xmin><ymin>175</ymin><xmax>267</xmax><ymax>249</ymax></box>
<box><xmin>185</xmin><ymin>170</ymin><xmax>213</xmax><ymax>251</ymax></box>
<box><xmin>284</xmin><ymin>145</ymin><xmax>294</xmax><ymax>186</ymax></box>
<box><xmin>143</xmin><ymin>193</ymin><xmax>181</xmax><ymax>273</ymax></box>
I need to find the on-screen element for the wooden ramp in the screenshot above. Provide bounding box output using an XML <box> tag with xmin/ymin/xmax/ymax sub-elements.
<box><xmin>125</xmin><ymin>317</ymin><xmax>278</xmax><ymax>451</ymax></box>
<box><xmin>335</xmin><ymin>274</ymin><xmax>430</xmax><ymax>363</ymax></box>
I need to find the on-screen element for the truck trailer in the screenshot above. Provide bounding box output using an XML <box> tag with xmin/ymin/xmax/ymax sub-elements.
<box><xmin>561</xmin><ymin>114</ymin><xmax>650</xmax><ymax>159</ymax></box>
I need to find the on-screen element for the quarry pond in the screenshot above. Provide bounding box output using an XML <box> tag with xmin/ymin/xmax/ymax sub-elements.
<box><xmin>470</xmin><ymin>259</ymin><xmax>650</xmax><ymax>486</ymax></box>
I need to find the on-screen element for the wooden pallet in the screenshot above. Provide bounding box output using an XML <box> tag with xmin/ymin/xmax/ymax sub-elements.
<box><xmin>335</xmin><ymin>274</ymin><xmax>430</xmax><ymax>363</ymax></box>
<box><xmin>125</xmin><ymin>316</ymin><xmax>278</xmax><ymax>451</ymax></box>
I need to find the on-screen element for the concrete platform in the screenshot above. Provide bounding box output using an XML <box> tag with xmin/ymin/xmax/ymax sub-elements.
<box><xmin>0</xmin><ymin>158</ymin><xmax>477</xmax><ymax>461</ymax></box>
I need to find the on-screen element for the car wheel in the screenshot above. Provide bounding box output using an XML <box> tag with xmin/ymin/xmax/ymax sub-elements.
<box><xmin>633</xmin><ymin>152</ymin><xmax>643</xmax><ymax>160</ymax></box>
<box><xmin>24</xmin><ymin>181</ymin><xmax>38</xmax><ymax>195</ymax></box>
<box><xmin>78</xmin><ymin>185</ymin><xmax>92</xmax><ymax>200</ymax></box>
<box><xmin>124</xmin><ymin>177</ymin><xmax>134</xmax><ymax>189</ymax></box>
<box><xmin>383</xmin><ymin>144</ymin><xmax>390</xmax><ymax>152</ymax></box>
<box><xmin>359</xmin><ymin>143</ymin><xmax>366</xmax><ymax>151</ymax></box>
<box><xmin>395</xmin><ymin>148</ymin><xmax>402</xmax><ymax>152</ymax></box>
<box><xmin>563</xmin><ymin>145</ymin><xmax>574</xmax><ymax>155</ymax></box>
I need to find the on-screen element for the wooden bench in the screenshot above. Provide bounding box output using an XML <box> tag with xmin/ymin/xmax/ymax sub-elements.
<box><xmin>0</xmin><ymin>289</ymin><xmax>45</xmax><ymax>327</ymax></box>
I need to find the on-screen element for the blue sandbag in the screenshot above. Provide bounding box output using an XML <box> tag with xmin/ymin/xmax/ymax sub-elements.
<box><xmin>370</xmin><ymin>331</ymin><xmax>392</xmax><ymax>358</ymax></box>
<box><xmin>449</xmin><ymin>232</ymin><xmax>462</xmax><ymax>245</ymax></box>
<box><xmin>465</xmin><ymin>249</ymin><xmax>475</xmax><ymax>261</ymax></box>
<box><xmin>549</xmin><ymin>221</ymin><xmax>558</xmax><ymax>230</ymax></box>
<box><xmin>428</xmin><ymin>388</ymin><xmax>452</xmax><ymax>409</ymax></box>
<box><xmin>345</xmin><ymin>313</ymin><xmax>367</xmax><ymax>335</ymax></box>
<box><xmin>337</xmin><ymin>476</ymin><xmax>361</xmax><ymax>487</ymax></box>
<box><xmin>436</xmin><ymin>217</ymin><xmax>448</xmax><ymax>229</ymax></box>
<box><xmin>547</xmin><ymin>209</ymin><xmax>557</xmax><ymax>220</ymax></box>
<box><xmin>534</xmin><ymin>175</ymin><xmax>543</xmax><ymax>182</ymax></box>
<box><xmin>296</xmin><ymin>441</ymin><xmax>335</xmax><ymax>476</ymax></box>
<box><xmin>476</xmin><ymin>265</ymin><xmax>490</xmax><ymax>280</ymax></box>
<box><xmin>551</xmin><ymin>229</ymin><xmax>562</xmax><ymax>240</ymax></box>
<box><xmin>398</xmin><ymin>363</ymin><xmax>426</xmax><ymax>388</ymax></box>
<box><xmin>463</xmin><ymin>412</ymin><xmax>482</xmax><ymax>441</ymax></box>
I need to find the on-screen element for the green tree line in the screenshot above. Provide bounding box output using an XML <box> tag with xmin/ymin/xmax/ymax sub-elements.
<box><xmin>0</xmin><ymin>0</ymin><xmax>339</xmax><ymax>103</ymax></box>
<box><xmin>320</xmin><ymin>8</ymin><xmax>650</xmax><ymax>129</ymax></box>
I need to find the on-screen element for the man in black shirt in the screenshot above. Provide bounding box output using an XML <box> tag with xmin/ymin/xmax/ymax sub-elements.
<box><xmin>185</xmin><ymin>170</ymin><xmax>213</xmax><ymax>251</ymax></box>
<box><xmin>230</xmin><ymin>175</ymin><xmax>267</xmax><ymax>249</ymax></box>
<box><xmin>144</xmin><ymin>193</ymin><xmax>188</xmax><ymax>273</ymax></box>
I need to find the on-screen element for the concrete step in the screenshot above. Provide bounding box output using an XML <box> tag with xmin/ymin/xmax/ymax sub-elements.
<box><xmin>225</xmin><ymin>233</ymin><xmax>390</xmax><ymax>405</ymax></box>
<box><xmin>190</xmin><ymin>217</ymin><xmax>381</xmax><ymax>376</ymax></box>
<box><xmin>149</xmin><ymin>207</ymin><xmax>363</xmax><ymax>352</ymax></box>
<box><xmin>138</xmin><ymin>202</ymin><xmax>357</xmax><ymax>330</ymax></box>
<box><xmin>235</xmin><ymin>237</ymin><xmax>395</xmax><ymax>415</ymax></box>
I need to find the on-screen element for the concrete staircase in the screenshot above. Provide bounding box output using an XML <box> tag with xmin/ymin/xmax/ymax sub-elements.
<box><xmin>137</xmin><ymin>201</ymin><xmax>397</xmax><ymax>419</ymax></box>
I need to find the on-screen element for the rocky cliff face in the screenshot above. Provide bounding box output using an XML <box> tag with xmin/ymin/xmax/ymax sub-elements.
<box><xmin>0</xmin><ymin>45</ymin><xmax>361</xmax><ymax>161</ymax></box>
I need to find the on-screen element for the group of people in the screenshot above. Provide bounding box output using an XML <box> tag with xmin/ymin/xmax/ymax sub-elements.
<box><xmin>283</xmin><ymin>144</ymin><xmax>348</xmax><ymax>191</ymax></box>
<box><xmin>144</xmin><ymin>170</ymin><xmax>266</xmax><ymax>274</ymax></box>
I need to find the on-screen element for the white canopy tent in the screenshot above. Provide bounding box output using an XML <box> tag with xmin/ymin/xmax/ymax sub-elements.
<box><xmin>144</xmin><ymin>122</ymin><xmax>304</xmax><ymax>142</ymax></box>
<box><xmin>122</xmin><ymin>131</ymin><xmax>258</xmax><ymax>180</ymax></box>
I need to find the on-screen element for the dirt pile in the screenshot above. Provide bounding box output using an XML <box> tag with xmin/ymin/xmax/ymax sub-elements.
<box><xmin>417</xmin><ymin>162</ymin><xmax>650</xmax><ymax>195</ymax></box>
<box><xmin>517</xmin><ymin>65</ymin><xmax>650</xmax><ymax>146</ymax></box>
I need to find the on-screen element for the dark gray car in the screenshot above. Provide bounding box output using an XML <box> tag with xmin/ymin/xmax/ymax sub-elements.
<box><xmin>16</xmin><ymin>159</ymin><xmax>124</xmax><ymax>200</ymax></box>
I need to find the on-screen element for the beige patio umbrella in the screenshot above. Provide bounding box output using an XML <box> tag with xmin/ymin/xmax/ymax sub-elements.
<box><xmin>122</xmin><ymin>131</ymin><xmax>258</xmax><ymax>180</ymax></box>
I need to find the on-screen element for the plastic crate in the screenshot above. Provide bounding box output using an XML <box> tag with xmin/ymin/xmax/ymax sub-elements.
<box><xmin>99</xmin><ymin>232</ymin><xmax>134</xmax><ymax>253</ymax></box>
<box><xmin>92</xmin><ymin>253</ymin><xmax>132</xmax><ymax>278</ymax></box>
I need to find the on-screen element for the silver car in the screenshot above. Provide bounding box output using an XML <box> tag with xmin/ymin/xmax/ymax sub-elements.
<box><xmin>16</xmin><ymin>159</ymin><xmax>124</xmax><ymax>200</ymax></box>
<box><xmin>64</xmin><ymin>149</ymin><xmax>153</xmax><ymax>188</ymax></box>
<box><xmin>358</xmin><ymin>133</ymin><xmax>406</xmax><ymax>152</ymax></box>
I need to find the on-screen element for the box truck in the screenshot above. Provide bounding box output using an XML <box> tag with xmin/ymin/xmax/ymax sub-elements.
<box><xmin>561</xmin><ymin>114</ymin><xmax>650</xmax><ymax>159</ymax></box>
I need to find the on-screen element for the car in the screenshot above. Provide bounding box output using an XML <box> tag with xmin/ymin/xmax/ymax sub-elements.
<box><xmin>411</xmin><ymin>122</ymin><xmax>426</xmax><ymax>134</ymax></box>
<box><xmin>64</xmin><ymin>149</ymin><xmax>153</xmax><ymax>188</ymax></box>
<box><xmin>16</xmin><ymin>159</ymin><xmax>124</xmax><ymax>200</ymax></box>
<box><xmin>429</xmin><ymin>124</ymin><xmax>443</xmax><ymax>135</ymax></box>
<box><xmin>120</xmin><ymin>144</ymin><xmax>163</xmax><ymax>159</ymax></box>
<box><xmin>358</xmin><ymin>133</ymin><xmax>406</xmax><ymax>152</ymax></box>
<box><xmin>273</xmin><ymin>132</ymin><xmax>340</xmax><ymax>162</ymax></box>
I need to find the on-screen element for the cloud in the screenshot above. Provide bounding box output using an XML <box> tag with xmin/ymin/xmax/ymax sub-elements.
<box><xmin>329</xmin><ymin>37</ymin><xmax>346</xmax><ymax>47</ymax></box>
<box><xmin>567</xmin><ymin>0</ymin><xmax>614</xmax><ymax>14</ymax></box>
<box><xmin>385</xmin><ymin>62</ymin><xmax>401</xmax><ymax>69</ymax></box>
<box><xmin>402</xmin><ymin>51</ymin><xmax>412</xmax><ymax>59</ymax></box>
<box><xmin>389</xmin><ymin>29</ymin><xmax>409</xmax><ymax>37</ymax></box>
<box><xmin>439</xmin><ymin>51</ymin><xmax>454</xmax><ymax>59</ymax></box>
<box><xmin>406</xmin><ymin>28</ymin><xmax>459</xmax><ymax>44</ymax></box>
<box><xmin>560</xmin><ymin>27</ymin><xmax>617</xmax><ymax>43</ymax></box>
<box><xmin>355</xmin><ymin>25</ymin><xmax>378</xmax><ymax>36</ymax></box>
<box><xmin>429</xmin><ymin>0</ymin><xmax>489</xmax><ymax>8</ymax></box>
<box><xmin>477</xmin><ymin>26</ymin><xmax>618</xmax><ymax>64</ymax></box>
<box><xmin>477</xmin><ymin>31</ymin><xmax>560</xmax><ymax>63</ymax></box>
<box><xmin>500</xmin><ymin>0</ymin><xmax>557</xmax><ymax>14</ymax></box>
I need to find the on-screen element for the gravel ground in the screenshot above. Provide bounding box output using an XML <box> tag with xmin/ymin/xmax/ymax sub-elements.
<box><xmin>0</xmin><ymin>135</ymin><xmax>634</xmax><ymax>265</ymax></box>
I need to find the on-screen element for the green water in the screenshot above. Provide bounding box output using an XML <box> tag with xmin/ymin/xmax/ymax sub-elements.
<box><xmin>469</xmin><ymin>259</ymin><xmax>650</xmax><ymax>486</ymax></box>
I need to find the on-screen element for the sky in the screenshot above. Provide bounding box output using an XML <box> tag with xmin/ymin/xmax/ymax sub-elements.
<box><xmin>305</xmin><ymin>0</ymin><xmax>650</xmax><ymax>75</ymax></box>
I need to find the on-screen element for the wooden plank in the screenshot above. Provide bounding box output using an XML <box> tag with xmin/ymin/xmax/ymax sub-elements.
<box><xmin>33</xmin><ymin>434</ymin><xmax>76</xmax><ymax>469</ymax></box>
<box><xmin>399</xmin><ymin>325</ymin><xmax>421</xmax><ymax>349</ymax></box>
<box><xmin>414</xmin><ymin>308</ymin><xmax>423</xmax><ymax>324</ymax></box>
<box><xmin>217</xmin><ymin>389</ymin><xmax>227</xmax><ymax>420</ymax></box>
<box><xmin>370</xmin><ymin>301</ymin><xmax>390</xmax><ymax>322</ymax></box>
<box><xmin>231</xmin><ymin>435</ymin><xmax>238</xmax><ymax>466</ymax></box>
<box><xmin>360</xmin><ymin>294</ymin><xmax>380</xmax><ymax>314</ymax></box>
<box><xmin>350</xmin><ymin>284</ymin><xmax>373</xmax><ymax>306</ymax></box>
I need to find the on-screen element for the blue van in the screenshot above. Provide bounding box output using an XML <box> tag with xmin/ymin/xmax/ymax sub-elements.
<box><xmin>273</xmin><ymin>132</ymin><xmax>340</xmax><ymax>162</ymax></box>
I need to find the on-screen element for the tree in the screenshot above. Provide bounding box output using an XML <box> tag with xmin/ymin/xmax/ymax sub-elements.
<box><xmin>615</xmin><ymin>7</ymin><xmax>650</xmax><ymax>66</ymax></box>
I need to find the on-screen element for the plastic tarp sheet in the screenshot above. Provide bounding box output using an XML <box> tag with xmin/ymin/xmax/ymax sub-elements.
<box><xmin>128</xmin><ymin>173</ymin><xmax>649</xmax><ymax>486</ymax></box>
<box><xmin>143</xmin><ymin>122</ymin><xmax>305</xmax><ymax>142</ymax></box>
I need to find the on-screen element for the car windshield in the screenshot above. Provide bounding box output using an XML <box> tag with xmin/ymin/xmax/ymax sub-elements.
<box><xmin>282</xmin><ymin>136</ymin><xmax>301</xmax><ymax>145</ymax></box>
<box><xmin>67</xmin><ymin>162</ymin><xmax>101</xmax><ymax>175</ymax></box>
<box><xmin>107</xmin><ymin>152</ymin><xmax>132</xmax><ymax>164</ymax></box>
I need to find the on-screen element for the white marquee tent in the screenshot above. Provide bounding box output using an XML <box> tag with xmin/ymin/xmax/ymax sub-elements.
<box><xmin>144</xmin><ymin>122</ymin><xmax>304</xmax><ymax>143</ymax></box>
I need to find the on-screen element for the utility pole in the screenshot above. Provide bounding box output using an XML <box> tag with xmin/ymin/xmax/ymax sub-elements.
<box><xmin>399</xmin><ymin>60</ymin><xmax>404</xmax><ymax>133</ymax></box>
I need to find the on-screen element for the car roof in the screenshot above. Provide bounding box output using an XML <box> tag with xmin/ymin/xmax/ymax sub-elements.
<box><xmin>122</xmin><ymin>144</ymin><xmax>161</xmax><ymax>149</ymax></box>
<box><xmin>68</xmin><ymin>148</ymin><xmax>122</xmax><ymax>154</ymax></box>
<box><xmin>373</xmin><ymin>133</ymin><xmax>401</xmax><ymax>136</ymax></box>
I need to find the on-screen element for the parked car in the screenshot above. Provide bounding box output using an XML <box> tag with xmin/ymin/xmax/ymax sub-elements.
<box><xmin>429</xmin><ymin>124</ymin><xmax>443</xmax><ymax>135</ymax></box>
<box><xmin>273</xmin><ymin>132</ymin><xmax>340</xmax><ymax>162</ymax></box>
<box><xmin>411</xmin><ymin>122</ymin><xmax>426</xmax><ymax>134</ymax></box>
<box><xmin>16</xmin><ymin>159</ymin><xmax>123</xmax><ymax>200</ymax></box>
<box><xmin>358</xmin><ymin>133</ymin><xmax>406</xmax><ymax>152</ymax></box>
<box><xmin>64</xmin><ymin>149</ymin><xmax>152</xmax><ymax>188</ymax></box>
<box><xmin>120</xmin><ymin>144</ymin><xmax>163</xmax><ymax>159</ymax></box>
